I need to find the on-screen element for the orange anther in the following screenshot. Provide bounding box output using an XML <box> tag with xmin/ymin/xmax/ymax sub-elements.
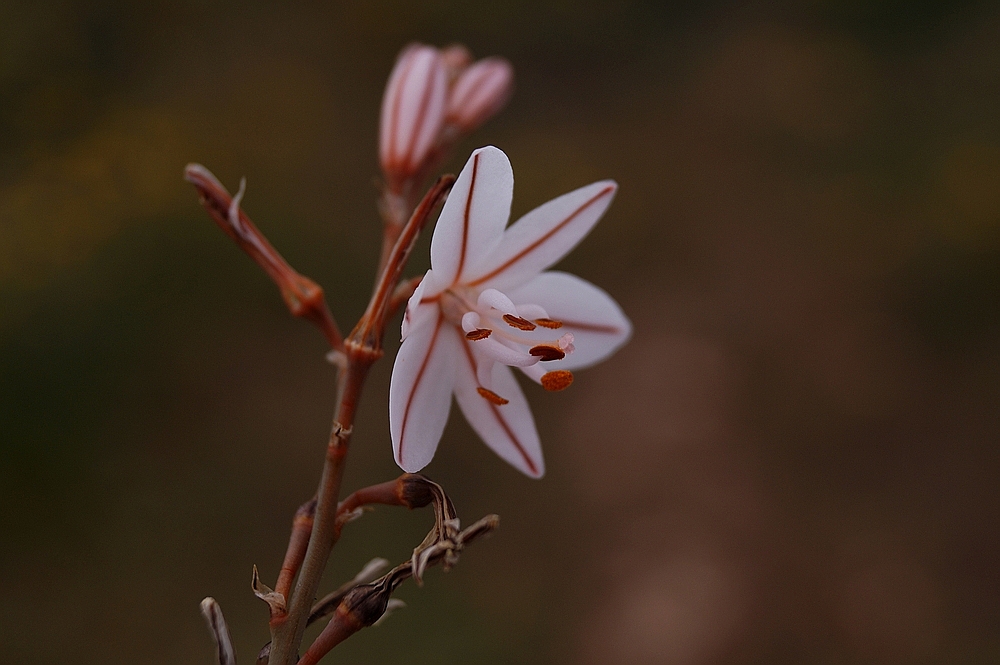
<box><xmin>529</xmin><ymin>345</ymin><xmax>566</xmax><ymax>361</ymax></box>
<box><xmin>502</xmin><ymin>314</ymin><xmax>536</xmax><ymax>331</ymax></box>
<box><xmin>541</xmin><ymin>370</ymin><xmax>573</xmax><ymax>391</ymax></box>
<box><xmin>534</xmin><ymin>318</ymin><xmax>563</xmax><ymax>329</ymax></box>
<box><xmin>476</xmin><ymin>387</ymin><xmax>510</xmax><ymax>405</ymax></box>
<box><xmin>465</xmin><ymin>328</ymin><xmax>492</xmax><ymax>340</ymax></box>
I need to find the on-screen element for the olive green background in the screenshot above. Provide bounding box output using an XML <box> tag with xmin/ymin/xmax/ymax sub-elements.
<box><xmin>2</xmin><ymin>1</ymin><xmax>1000</xmax><ymax>663</ymax></box>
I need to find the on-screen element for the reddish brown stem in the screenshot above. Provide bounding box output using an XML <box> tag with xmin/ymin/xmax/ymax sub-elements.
<box><xmin>297</xmin><ymin>604</ymin><xmax>365</xmax><ymax>665</ymax></box>
<box><xmin>274</xmin><ymin>498</ymin><xmax>317</xmax><ymax>604</ymax></box>
<box><xmin>388</xmin><ymin>275</ymin><xmax>424</xmax><ymax>316</ymax></box>
<box><xmin>267</xmin><ymin>176</ymin><xmax>454</xmax><ymax>665</ymax></box>
<box><xmin>184</xmin><ymin>164</ymin><xmax>344</xmax><ymax>351</ymax></box>
<box><xmin>354</xmin><ymin>175</ymin><xmax>455</xmax><ymax>350</ymax></box>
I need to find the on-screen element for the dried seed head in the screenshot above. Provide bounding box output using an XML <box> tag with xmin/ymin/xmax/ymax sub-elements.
<box><xmin>396</xmin><ymin>473</ymin><xmax>436</xmax><ymax>509</ymax></box>
<box><xmin>341</xmin><ymin>583</ymin><xmax>392</xmax><ymax>629</ymax></box>
<box><xmin>541</xmin><ymin>370</ymin><xmax>573</xmax><ymax>391</ymax></box>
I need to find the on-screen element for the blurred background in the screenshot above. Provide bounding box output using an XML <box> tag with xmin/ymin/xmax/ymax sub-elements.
<box><xmin>2</xmin><ymin>1</ymin><xmax>1000</xmax><ymax>663</ymax></box>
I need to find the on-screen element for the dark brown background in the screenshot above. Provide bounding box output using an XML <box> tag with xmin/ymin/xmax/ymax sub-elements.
<box><xmin>2</xmin><ymin>1</ymin><xmax>999</xmax><ymax>663</ymax></box>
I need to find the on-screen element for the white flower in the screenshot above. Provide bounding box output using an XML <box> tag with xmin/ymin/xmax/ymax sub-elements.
<box><xmin>389</xmin><ymin>146</ymin><xmax>631</xmax><ymax>478</ymax></box>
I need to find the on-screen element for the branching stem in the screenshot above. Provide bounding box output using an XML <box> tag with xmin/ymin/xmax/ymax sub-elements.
<box><xmin>264</xmin><ymin>176</ymin><xmax>454</xmax><ymax>665</ymax></box>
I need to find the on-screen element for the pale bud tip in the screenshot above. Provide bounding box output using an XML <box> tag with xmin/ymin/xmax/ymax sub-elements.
<box><xmin>446</xmin><ymin>57</ymin><xmax>514</xmax><ymax>133</ymax></box>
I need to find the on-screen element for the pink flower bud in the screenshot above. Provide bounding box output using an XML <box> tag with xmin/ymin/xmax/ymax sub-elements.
<box><xmin>445</xmin><ymin>57</ymin><xmax>514</xmax><ymax>134</ymax></box>
<box><xmin>379</xmin><ymin>44</ymin><xmax>447</xmax><ymax>191</ymax></box>
<box><xmin>440</xmin><ymin>44</ymin><xmax>473</xmax><ymax>82</ymax></box>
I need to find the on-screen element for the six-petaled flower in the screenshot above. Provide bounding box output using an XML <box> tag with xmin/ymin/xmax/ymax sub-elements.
<box><xmin>389</xmin><ymin>146</ymin><xmax>631</xmax><ymax>478</ymax></box>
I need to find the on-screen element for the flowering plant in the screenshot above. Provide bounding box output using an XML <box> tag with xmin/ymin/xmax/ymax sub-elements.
<box><xmin>184</xmin><ymin>43</ymin><xmax>628</xmax><ymax>665</ymax></box>
<box><xmin>391</xmin><ymin>145</ymin><xmax>630</xmax><ymax>477</ymax></box>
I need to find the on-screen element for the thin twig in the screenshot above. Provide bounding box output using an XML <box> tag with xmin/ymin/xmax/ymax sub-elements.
<box><xmin>183</xmin><ymin>164</ymin><xmax>344</xmax><ymax>351</ymax></box>
<box><xmin>353</xmin><ymin>174</ymin><xmax>455</xmax><ymax>350</ymax></box>
<box><xmin>265</xmin><ymin>177</ymin><xmax>455</xmax><ymax>665</ymax></box>
<box><xmin>297</xmin><ymin>514</ymin><xmax>499</xmax><ymax>665</ymax></box>
<box><xmin>388</xmin><ymin>275</ymin><xmax>424</xmax><ymax>317</ymax></box>
<box><xmin>256</xmin><ymin>558</ymin><xmax>390</xmax><ymax>664</ymax></box>
<box><xmin>274</xmin><ymin>498</ymin><xmax>317</xmax><ymax>603</ymax></box>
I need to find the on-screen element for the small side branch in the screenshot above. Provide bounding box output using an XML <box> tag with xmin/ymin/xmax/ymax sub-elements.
<box><xmin>183</xmin><ymin>164</ymin><xmax>344</xmax><ymax>351</ymax></box>
<box><xmin>298</xmin><ymin>511</ymin><xmax>499</xmax><ymax>665</ymax></box>
<box><xmin>352</xmin><ymin>174</ymin><xmax>455</xmax><ymax>351</ymax></box>
<box><xmin>256</xmin><ymin>557</ymin><xmax>390</xmax><ymax>664</ymax></box>
<box><xmin>274</xmin><ymin>498</ymin><xmax>317</xmax><ymax>604</ymax></box>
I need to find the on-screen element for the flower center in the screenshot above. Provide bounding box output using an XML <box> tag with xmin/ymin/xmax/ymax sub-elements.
<box><xmin>439</xmin><ymin>287</ymin><xmax>575</xmax><ymax>403</ymax></box>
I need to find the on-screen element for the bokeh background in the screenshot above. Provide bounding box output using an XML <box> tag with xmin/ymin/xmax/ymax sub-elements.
<box><xmin>3</xmin><ymin>1</ymin><xmax>1000</xmax><ymax>663</ymax></box>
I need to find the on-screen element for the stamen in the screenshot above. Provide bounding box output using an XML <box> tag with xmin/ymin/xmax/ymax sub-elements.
<box><xmin>503</xmin><ymin>314</ymin><xmax>536</xmax><ymax>331</ymax></box>
<box><xmin>535</xmin><ymin>318</ymin><xmax>563</xmax><ymax>329</ymax></box>
<box><xmin>465</xmin><ymin>328</ymin><xmax>492</xmax><ymax>340</ymax></box>
<box><xmin>541</xmin><ymin>370</ymin><xmax>573</xmax><ymax>391</ymax></box>
<box><xmin>477</xmin><ymin>386</ymin><xmax>509</xmax><ymax>405</ymax></box>
<box><xmin>478</xmin><ymin>288</ymin><xmax>518</xmax><ymax>314</ymax></box>
<box><xmin>529</xmin><ymin>345</ymin><xmax>566</xmax><ymax>361</ymax></box>
<box><xmin>461</xmin><ymin>311</ymin><xmax>482</xmax><ymax>332</ymax></box>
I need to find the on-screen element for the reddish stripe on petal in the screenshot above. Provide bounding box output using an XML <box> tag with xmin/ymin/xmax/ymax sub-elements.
<box><xmin>387</xmin><ymin>50</ymin><xmax>419</xmax><ymax>169</ymax></box>
<box><xmin>452</xmin><ymin>64</ymin><xmax>493</xmax><ymax>116</ymax></box>
<box><xmin>559</xmin><ymin>318</ymin><xmax>623</xmax><ymax>334</ymax></box>
<box><xmin>403</xmin><ymin>55</ymin><xmax>439</xmax><ymax>173</ymax></box>
<box><xmin>467</xmin><ymin>184</ymin><xmax>616</xmax><ymax>287</ymax></box>
<box><xmin>398</xmin><ymin>313</ymin><xmax>444</xmax><ymax>464</ymax></box>
<box><xmin>459</xmin><ymin>339</ymin><xmax>538</xmax><ymax>476</ymax></box>
<box><xmin>455</xmin><ymin>151</ymin><xmax>480</xmax><ymax>281</ymax></box>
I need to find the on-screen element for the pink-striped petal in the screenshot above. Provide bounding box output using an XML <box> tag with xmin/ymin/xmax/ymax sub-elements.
<box><xmin>507</xmin><ymin>271</ymin><xmax>631</xmax><ymax>372</ymax></box>
<box><xmin>466</xmin><ymin>180</ymin><xmax>617</xmax><ymax>291</ymax></box>
<box><xmin>428</xmin><ymin>146</ymin><xmax>513</xmax><ymax>290</ymax></box>
<box><xmin>445</xmin><ymin>57</ymin><xmax>514</xmax><ymax>133</ymax></box>
<box><xmin>389</xmin><ymin>311</ymin><xmax>459</xmax><ymax>473</ymax></box>
<box><xmin>453</xmin><ymin>341</ymin><xmax>544</xmax><ymax>478</ymax></box>
<box><xmin>379</xmin><ymin>45</ymin><xmax>447</xmax><ymax>189</ymax></box>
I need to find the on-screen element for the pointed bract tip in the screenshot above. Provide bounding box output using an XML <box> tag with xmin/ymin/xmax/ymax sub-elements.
<box><xmin>183</xmin><ymin>163</ymin><xmax>225</xmax><ymax>190</ymax></box>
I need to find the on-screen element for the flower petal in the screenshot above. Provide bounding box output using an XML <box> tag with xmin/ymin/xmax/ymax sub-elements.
<box><xmin>453</xmin><ymin>340</ymin><xmax>545</xmax><ymax>478</ymax></box>
<box><xmin>507</xmin><ymin>271</ymin><xmax>631</xmax><ymax>372</ymax></box>
<box><xmin>466</xmin><ymin>180</ymin><xmax>617</xmax><ymax>291</ymax></box>
<box><xmin>390</xmin><ymin>312</ymin><xmax>459</xmax><ymax>472</ymax></box>
<box><xmin>400</xmin><ymin>275</ymin><xmax>430</xmax><ymax>340</ymax></box>
<box><xmin>428</xmin><ymin>146</ymin><xmax>513</xmax><ymax>290</ymax></box>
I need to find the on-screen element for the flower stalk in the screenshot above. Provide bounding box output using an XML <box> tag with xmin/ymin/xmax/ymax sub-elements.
<box><xmin>186</xmin><ymin>41</ymin><xmax>627</xmax><ymax>665</ymax></box>
<box><xmin>183</xmin><ymin>164</ymin><xmax>344</xmax><ymax>352</ymax></box>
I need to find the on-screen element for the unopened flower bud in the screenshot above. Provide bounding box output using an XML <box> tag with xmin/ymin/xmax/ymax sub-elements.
<box><xmin>440</xmin><ymin>44</ymin><xmax>473</xmax><ymax>82</ymax></box>
<box><xmin>340</xmin><ymin>582</ymin><xmax>392</xmax><ymax>629</ymax></box>
<box><xmin>379</xmin><ymin>44</ymin><xmax>447</xmax><ymax>192</ymax></box>
<box><xmin>396</xmin><ymin>473</ymin><xmax>436</xmax><ymax>509</ymax></box>
<box><xmin>445</xmin><ymin>57</ymin><xmax>514</xmax><ymax>134</ymax></box>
